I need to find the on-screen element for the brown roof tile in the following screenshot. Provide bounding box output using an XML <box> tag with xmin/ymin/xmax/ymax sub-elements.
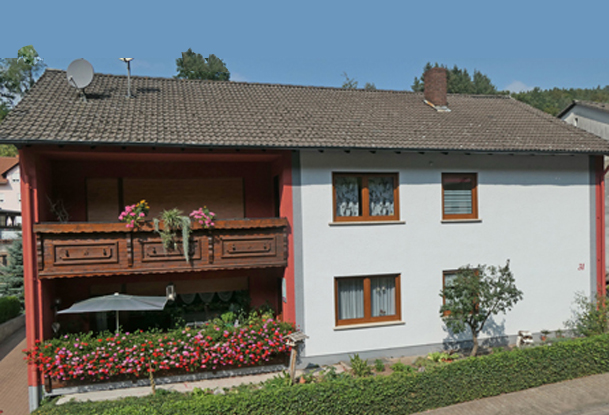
<box><xmin>1</xmin><ymin>69</ymin><xmax>608</xmax><ymax>154</ymax></box>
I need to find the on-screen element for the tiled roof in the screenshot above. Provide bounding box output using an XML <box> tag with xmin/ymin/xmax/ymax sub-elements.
<box><xmin>0</xmin><ymin>157</ymin><xmax>18</xmax><ymax>184</ymax></box>
<box><xmin>1</xmin><ymin>69</ymin><xmax>609</xmax><ymax>154</ymax></box>
<box><xmin>557</xmin><ymin>100</ymin><xmax>609</xmax><ymax>119</ymax></box>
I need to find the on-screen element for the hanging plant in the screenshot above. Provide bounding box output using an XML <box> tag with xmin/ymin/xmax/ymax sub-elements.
<box><xmin>153</xmin><ymin>208</ymin><xmax>192</xmax><ymax>261</ymax></box>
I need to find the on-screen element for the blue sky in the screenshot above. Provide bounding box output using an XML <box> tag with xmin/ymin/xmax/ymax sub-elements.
<box><xmin>3</xmin><ymin>0</ymin><xmax>608</xmax><ymax>92</ymax></box>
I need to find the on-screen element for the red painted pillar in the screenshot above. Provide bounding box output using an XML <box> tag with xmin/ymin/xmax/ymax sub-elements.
<box><xmin>20</xmin><ymin>148</ymin><xmax>41</xmax><ymax>391</ymax></box>
<box><xmin>279</xmin><ymin>152</ymin><xmax>296</xmax><ymax>323</ymax></box>
<box><xmin>596</xmin><ymin>156</ymin><xmax>606</xmax><ymax>298</ymax></box>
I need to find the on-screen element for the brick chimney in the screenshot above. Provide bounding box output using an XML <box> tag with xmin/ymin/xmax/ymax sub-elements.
<box><xmin>424</xmin><ymin>67</ymin><xmax>448</xmax><ymax>107</ymax></box>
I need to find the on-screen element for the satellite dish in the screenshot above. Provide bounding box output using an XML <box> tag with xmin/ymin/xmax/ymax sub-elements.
<box><xmin>66</xmin><ymin>59</ymin><xmax>94</xmax><ymax>89</ymax></box>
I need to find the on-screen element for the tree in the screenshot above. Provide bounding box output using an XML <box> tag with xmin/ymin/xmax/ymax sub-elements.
<box><xmin>0</xmin><ymin>237</ymin><xmax>24</xmax><ymax>306</ymax></box>
<box><xmin>412</xmin><ymin>62</ymin><xmax>499</xmax><ymax>95</ymax></box>
<box><xmin>0</xmin><ymin>45</ymin><xmax>45</xmax><ymax>156</ymax></box>
<box><xmin>175</xmin><ymin>49</ymin><xmax>230</xmax><ymax>81</ymax></box>
<box><xmin>341</xmin><ymin>73</ymin><xmax>376</xmax><ymax>90</ymax></box>
<box><xmin>364</xmin><ymin>82</ymin><xmax>376</xmax><ymax>91</ymax></box>
<box><xmin>341</xmin><ymin>72</ymin><xmax>358</xmax><ymax>89</ymax></box>
<box><xmin>440</xmin><ymin>260</ymin><xmax>523</xmax><ymax>356</ymax></box>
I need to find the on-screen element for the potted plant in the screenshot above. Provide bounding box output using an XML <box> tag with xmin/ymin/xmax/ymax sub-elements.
<box><xmin>153</xmin><ymin>208</ymin><xmax>193</xmax><ymax>260</ymax></box>
<box><xmin>119</xmin><ymin>200</ymin><xmax>149</xmax><ymax>228</ymax></box>
<box><xmin>540</xmin><ymin>329</ymin><xmax>550</xmax><ymax>342</ymax></box>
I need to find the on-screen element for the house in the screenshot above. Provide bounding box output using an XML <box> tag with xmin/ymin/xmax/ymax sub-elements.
<box><xmin>0</xmin><ymin>156</ymin><xmax>21</xmax><ymax>264</ymax></box>
<box><xmin>1</xmin><ymin>66</ymin><xmax>608</xmax><ymax>410</ymax></box>
<box><xmin>558</xmin><ymin>100</ymin><xmax>609</xmax><ymax>269</ymax></box>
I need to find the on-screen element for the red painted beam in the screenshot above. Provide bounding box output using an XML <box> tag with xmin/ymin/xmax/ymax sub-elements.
<box><xmin>20</xmin><ymin>149</ymin><xmax>41</xmax><ymax>388</ymax></box>
<box><xmin>596</xmin><ymin>156</ymin><xmax>606</xmax><ymax>299</ymax></box>
<box><xmin>279</xmin><ymin>153</ymin><xmax>296</xmax><ymax>323</ymax></box>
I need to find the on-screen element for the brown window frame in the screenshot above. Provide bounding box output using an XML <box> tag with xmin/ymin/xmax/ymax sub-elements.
<box><xmin>334</xmin><ymin>274</ymin><xmax>401</xmax><ymax>327</ymax></box>
<box><xmin>332</xmin><ymin>173</ymin><xmax>400</xmax><ymax>222</ymax></box>
<box><xmin>442</xmin><ymin>269</ymin><xmax>479</xmax><ymax>316</ymax></box>
<box><xmin>441</xmin><ymin>173</ymin><xmax>478</xmax><ymax>220</ymax></box>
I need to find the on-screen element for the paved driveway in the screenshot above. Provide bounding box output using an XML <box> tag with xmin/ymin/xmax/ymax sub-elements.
<box><xmin>415</xmin><ymin>371</ymin><xmax>609</xmax><ymax>415</ymax></box>
<box><xmin>0</xmin><ymin>327</ymin><xmax>28</xmax><ymax>415</ymax></box>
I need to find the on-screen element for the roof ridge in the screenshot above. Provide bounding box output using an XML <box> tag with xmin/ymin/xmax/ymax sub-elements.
<box><xmin>46</xmin><ymin>68</ymin><xmax>419</xmax><ymax>94</ymax></box>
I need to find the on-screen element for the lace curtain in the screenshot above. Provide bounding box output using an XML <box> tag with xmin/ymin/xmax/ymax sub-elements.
<box><xmin>368</xmin><ymin>177</ymin><xmax>394</xmax><ymax>216</ymax></box>
<box><xmin>337</xmin><ymin>279</ymin><xmax>364</xmax><ymax>320</ymax></box>
<box><xmin>335</xmin><ymin>177</ymin><xmax>361</xmax><ymax>217</ymax></box>
<box><xmin>371</xmin><ymin>276</ymin><xmax>396</xmax><ymax>317</ymax></box>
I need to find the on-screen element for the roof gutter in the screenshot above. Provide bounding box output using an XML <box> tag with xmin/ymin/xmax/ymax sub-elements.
<box><xmin>4</xmin><ymin>138</ymin><xmax>609</xmax><ymax>157</ymax></box>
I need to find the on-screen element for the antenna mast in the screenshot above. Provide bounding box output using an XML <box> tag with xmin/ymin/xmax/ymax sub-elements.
<box><xmin>119</xmin><ymin>58</ymin><xmax>134</xmax><ymax>98</ymax></box>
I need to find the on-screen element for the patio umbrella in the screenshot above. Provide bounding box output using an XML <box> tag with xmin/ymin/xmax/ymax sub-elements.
<box><xmin>57</xmin><ymin>293</ymin><xmax>168</xmax><ymax>333</ymax></box>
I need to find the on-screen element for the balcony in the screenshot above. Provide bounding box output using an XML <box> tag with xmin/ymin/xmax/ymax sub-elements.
<box><xmin>34</xmin><ymin>218</ymin><xmax>288</xmax><ymax>279</ymax></box>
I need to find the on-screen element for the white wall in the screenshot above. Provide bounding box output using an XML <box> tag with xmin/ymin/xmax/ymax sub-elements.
<box><xmin>562</xmin><ymin>106</ymin><xmax>609</xmax><ymax>141</ymax></box>
<box><xmin>295</xmin><ymin>150</ymin><xmax>594</xmax><ymax>358</ymax></box>
<box><xmin>0</xmin><ymin>165</ymin><xmax>21</xmax><ymax>214</ymax></box>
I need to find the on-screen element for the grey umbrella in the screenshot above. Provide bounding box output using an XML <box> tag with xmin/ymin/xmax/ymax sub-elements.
<box><xmin>57</xmin><ymin>293</ymin><xmax>168</xmax><ymax>333</ymax></box>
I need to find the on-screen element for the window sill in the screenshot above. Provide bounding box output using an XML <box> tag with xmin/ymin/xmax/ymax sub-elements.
<box><xmin>441</xmin><ymin>219</ymin><xmax>482</xmax><ymax>224</ymax></box>
<box><xmin>329</xmin><ymin>220</ymin><xmax>405</xmax><ymax>227</ymax></box>
<box><xmin>334</xmin><ymin>320</ymin><xmax>405</xmax><ymax>331</ymax></box>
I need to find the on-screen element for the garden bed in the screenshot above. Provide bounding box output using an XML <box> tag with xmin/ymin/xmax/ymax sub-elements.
<box><xmin>25</xmin><ymin>314</ymin><xmax>294</xmax><ymax>393</ymax></box>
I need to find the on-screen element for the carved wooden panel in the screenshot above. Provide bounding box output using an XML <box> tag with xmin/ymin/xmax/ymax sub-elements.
<box><xmin>220</xmin><ymin>236</ymin><xmax>276</xmax><ymax>258</ymax></box>
<box><xmin>34</xmin><ymin>218</ymin><xmax>288</xmax><ymax>279</ymax></box>
<box><xmin>53</xmin><ymin>242</ymin><xmax>119</xmax><ymax>266</ymax></box>
<box><xmin>141</xmin><ymin>238</ymin><xmax>203</xmax><ymax>262</ymax></box>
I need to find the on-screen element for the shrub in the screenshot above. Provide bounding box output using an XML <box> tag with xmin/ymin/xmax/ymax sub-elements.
<box><xmin>374</xmin><ymin>359</ymin><xmax>385</xmax><ymax>372</ymax></box>
<box><xmin>0</xmin><ymin>296</ymin><xmax>21</xmax><ymax>324</ymax></box>
<box><xmin>349</xmin><ymin>354</ymin><xmax>371</xmax><ymax>377</ymax></box>
<box><xmin>390</xmin><ymin>362</ymin><xmax>415</xmax><ymax>373</ymax></box>
<box><xmin>565</xmin><ymin>292</ymin><xmax>609</xmax><ymax>337</ymax></box>
<box><xmin>35</xmin><ymin>334</ymin><xmax>609</xmax><ymax>415</ymax></box>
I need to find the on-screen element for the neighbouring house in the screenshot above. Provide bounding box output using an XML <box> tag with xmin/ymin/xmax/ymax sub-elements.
<box><xmin>0</xmin><ymin>157</ymin><xmax>21</xmax><ymax>265</ymax></box>
<box><xmin>1</xmin><ymin>66</ymin><xmax>609</xmax><ymax>410</ymax></box>
<box><xmin>558</xmin><ymin>100</ymin><xmax>609</xmax><ymax>270</ymax></box>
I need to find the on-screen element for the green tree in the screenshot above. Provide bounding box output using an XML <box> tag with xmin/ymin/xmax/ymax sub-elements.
<box><xmin>175</xmin><ymin>49</ymin><xmax>230</xmax><ymax>81</ymax></box>
<box><xmin>341</xmin><ymin>72</ymin><xmax>358</xmax><ymax>89</ymax></box>
<box><xmin>364</xmin><ymin>82</ymin><xmax>376</xmax><ymax>91</ymax></box>
<box><xmin>512</xmin><ymin>85</ymin><xmax>609</xmax><ymax>116</ymax></box>
<box><xmin>440</xmin><ymin>260</ymin><xmax>523</xmax><ymax>356</ymax></box>
<box><xmin>0</xmin><ymin>237</ymin><xmax>24</xmax><ymax>306</ymax></box>
<box><xmin>0</xmin><ymin>45</ymin><xmax>45</xmax><ymax>156</ymax></box>
<box><xmin>341</xmin><ymin>73</ymin><xmax>376</xmax><ymax>90</ymax></box>
<box><xmin>412</xmin><ymin>62</ymin><xmax>499</xmax><ymax>95</ymax></box>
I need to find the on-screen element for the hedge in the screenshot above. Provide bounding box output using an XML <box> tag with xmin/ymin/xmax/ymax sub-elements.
<box><xmin>0</xmin><ymin>296</ymin><xmax>21</xmax><ymax>325</ymax></box>
<box><xmin>37</xmin><ymin>333</ymin><xmax>609</xmax><ymax>415</ymax></box>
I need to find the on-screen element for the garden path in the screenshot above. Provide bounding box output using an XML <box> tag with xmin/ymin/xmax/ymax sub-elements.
<box><xmin>0</xmin><ymin>327</ymin><xmax>28</xmax><ymax>415</ymax></box>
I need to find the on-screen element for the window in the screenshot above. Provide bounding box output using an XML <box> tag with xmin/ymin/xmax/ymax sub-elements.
<box><xmin>442</xmin><ymin>269</ymin><xmax>479</xmax><ymax>316</ymax></box>
<box><xmin>11</xmin><ymin>173</ymin><xmax>19</xmax><ymax>183</ymax></box>
<box><xmin>442</xmin><ymin>270</ymin><xmax>459</xmax><ymax>316</ymax></box>
<box><xmin>442</xmin><ymin>173</ymin><xmax>478</xmax><ymax>220</ymax></box>
<box><xmin>333</xmin><ymin>173</ymin><xmax>399</xmax><ymax>222</ymax></box>
<box><xmin>335</xmin><ymin>274</ymin><xmax>401</xmax><ymax>326</ymax></box>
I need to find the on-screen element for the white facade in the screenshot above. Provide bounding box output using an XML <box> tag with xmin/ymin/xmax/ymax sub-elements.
<box><xmin>293</xmin><ymin>150</ymin><xmax>595</xmax><ymax>360</ymax></box>
<box><xmin>0</xmin><ymin>164</ymin><xmax>21</xmax><ymax>214</ymax></box>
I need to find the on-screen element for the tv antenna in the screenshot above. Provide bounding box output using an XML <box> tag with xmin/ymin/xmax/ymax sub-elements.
<box><xmin>66</xmin><ymin>59</ymin><xmax>94</xmax><ymax>102</ymax></box>
<box><xmin>119</xmin><ymin>58</ymin><xmax>134</xmax><ymax>98</ymax></box>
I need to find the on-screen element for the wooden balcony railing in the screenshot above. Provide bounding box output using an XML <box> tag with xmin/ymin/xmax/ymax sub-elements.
<box><xmin>34</xmin><ymin>218</ymin><xmax>288</xmax><ymax>279</ymax></box>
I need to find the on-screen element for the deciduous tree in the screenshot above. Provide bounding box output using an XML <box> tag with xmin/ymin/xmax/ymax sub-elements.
<box><xmin>175</xmin><ymin>49</ymin><xmax>230</xmax><ymax>81</ymax></box>
<box><xmin>440</xmin><ymin>260</ymin><xmax>523</xmax><ymax>356</ymax></box>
